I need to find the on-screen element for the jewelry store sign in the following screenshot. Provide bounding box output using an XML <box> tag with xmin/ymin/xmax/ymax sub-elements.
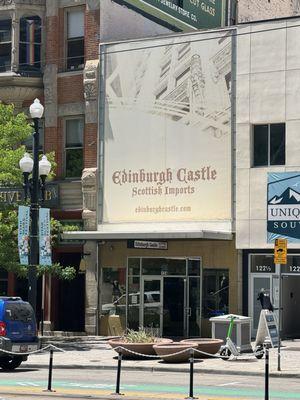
<box><xmin>118</xmin><ymin>0</ymin><xmax>225</xmax><ymax>30</ymax></box>
<box><xmin>267</xmin><ymin>172</ymin><xmax>300</xmax><ymax>243</ymax></box>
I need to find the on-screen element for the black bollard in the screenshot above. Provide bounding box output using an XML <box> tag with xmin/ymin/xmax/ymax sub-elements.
<box><xmin>265</xmin><ymin>346</ymin><xmax>269</xmax><ymax>400</ymax></box>
<box><xmin>111</xmin><ymin>352</ymin><xmax>124</xmax><ymax>396</ymax></box>
<box><xmin>40</xmin><ymin>308</ymin><xmax>44</xmax><ymax>336</ymax></box>
<box><xmin>185</xmin><ymin>349</ymin><xmax>198</xmax><ymax>400</ymax></box>
<box><xmin>43</xmin><ymin>349</ymin><xmax>55</xmax><ymax>392</ymax></box>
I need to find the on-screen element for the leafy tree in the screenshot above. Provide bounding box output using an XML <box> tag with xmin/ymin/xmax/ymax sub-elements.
<box><xmin>0</xmin><ymin>103</ymin><xmax>76</xmax><ymax>280</ymax></box>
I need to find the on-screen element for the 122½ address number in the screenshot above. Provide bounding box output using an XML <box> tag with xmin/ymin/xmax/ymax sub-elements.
<box><xmin>252</xmin><ymin>265</ymin><xmax>274</xmax><ymax>273</ymax></box>
<box><xmin>288</xmin><ymin>265</ymin><xmax>300</xmax><ymax>273</ymax></box>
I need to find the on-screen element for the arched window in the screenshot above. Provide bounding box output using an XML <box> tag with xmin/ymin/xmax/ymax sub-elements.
<box><xmin>19</xmin><ymin>15</ymin><xmax>41</xmax><ymax>72</ymax></box>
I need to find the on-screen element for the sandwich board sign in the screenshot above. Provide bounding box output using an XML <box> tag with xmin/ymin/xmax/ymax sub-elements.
<box><xmin>255</xmin><ymin>310</ymin><xmax>279</xmax><ymax>348</ymax></box>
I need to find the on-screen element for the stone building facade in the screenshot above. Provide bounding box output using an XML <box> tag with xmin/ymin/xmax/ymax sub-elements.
<box><xmin>238</xmin><ymin>0</ymin><xmax>300</xmax><ymax>22</ymax></box>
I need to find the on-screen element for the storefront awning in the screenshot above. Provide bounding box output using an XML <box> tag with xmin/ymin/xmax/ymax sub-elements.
<box><xmin>62</xmin><ymin>221</ymin><xmax>233</xmax><ymax>241</ymax></box>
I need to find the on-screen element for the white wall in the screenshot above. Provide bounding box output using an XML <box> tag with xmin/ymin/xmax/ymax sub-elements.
<box><xmin>100</xmin><ymin>0</ymin><xmax>172</xmax><ymax>43</ymax></box>
<box><xmin>238</xmin><ymin>0</ymin><xmax>300</xmax><ymax>23</ymax></box>
<box><xmin>236</xmin><ymin>18</ymin><xmax>300</xmax><ymax>249</ymax></box>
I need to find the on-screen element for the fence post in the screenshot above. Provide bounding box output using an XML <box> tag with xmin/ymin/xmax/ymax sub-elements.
<box><xmin>185</xmin><ymin>348</ymin><xmax>198</xmax><ymax>400</ymax></box>
<box><xmin>265</xmin><ymin>345</ymin><xmax>269</xmax><ymax>400</ymax></box>
<box><xmin>43</xmin><ymin>348</ymin><xmax>55</xmax><ymax>392</ymax></box>
<box><xmin>111</xmin><ymin>351</ymin><xmax>124</xmax><ymax>396</ymax></box>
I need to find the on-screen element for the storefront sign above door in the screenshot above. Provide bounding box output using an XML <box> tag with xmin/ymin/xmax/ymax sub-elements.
<box><xmin>128</xmin><ymin>240</ymin><xmax>168</xmax><ymax>250</ymax></box>
<box><xmin>267</xmin><ymin>172</ymin><xmax>300</xmax><ymax>243</ymax></box>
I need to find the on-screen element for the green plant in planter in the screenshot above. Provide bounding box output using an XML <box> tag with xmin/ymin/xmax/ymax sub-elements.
<box><xmin>123</xmin><ymin>328</ymin><xmax>156</xmax><ymax>343</ymax></box>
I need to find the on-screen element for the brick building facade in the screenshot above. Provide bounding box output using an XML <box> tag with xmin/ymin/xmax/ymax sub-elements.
<box><xmin>0</xmin><ymin>0</ymin><xmax>177</xmax><ymax>334</ymax></box>
<box><xmin>0</xmin><ymin>0</ymin><xmax>100</xmax><ymax>332</ymax></box>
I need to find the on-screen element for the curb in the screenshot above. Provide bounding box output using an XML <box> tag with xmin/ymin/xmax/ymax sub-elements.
<box><xmin>22</xmin><ymin>362</ymin><xmax>300</xmax><ymax>378</ymax></box>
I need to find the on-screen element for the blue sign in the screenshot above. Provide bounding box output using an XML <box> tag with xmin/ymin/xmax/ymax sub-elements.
<box><xmin>267</xmin><ymin>172</ymin><xmax>300</xmax><ymax>243</ymax></box>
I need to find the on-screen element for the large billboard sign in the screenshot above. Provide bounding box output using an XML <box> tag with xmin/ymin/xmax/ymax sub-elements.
<box><xmin>116</xmin><ymin>0</ymin><xmax>226</xmax><ymax>30</ymax></box>
<box><xmin>102</xmin><ymin>32</ymin><xmax>232</xmax><ymax>224</ymax></box>
<box><xmin>268</xmin><ymin>172</ymin><xmax>300</xmax><ymax>243</ymax></box>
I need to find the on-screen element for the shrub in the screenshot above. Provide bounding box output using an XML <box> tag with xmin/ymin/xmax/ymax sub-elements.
<box><xmin>123</xmin><ymin>328</ymin><xmax>156</xmax><ymax>343</ymax></box>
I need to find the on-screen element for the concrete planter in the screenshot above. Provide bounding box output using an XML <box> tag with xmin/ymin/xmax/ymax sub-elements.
<box><xmin>108</xmin><ymin>338</ymin><xmax>173</xmax><ymax>358</ymax></box>
<box><xmin>153</xmin><ymin>342</ymin><xmax>197</xmax><ymax>363</ymax></box>
<box><xmin>180</xmin><ymin>338</ymin><xmax>223</xmax><ymax>358</ymax></box>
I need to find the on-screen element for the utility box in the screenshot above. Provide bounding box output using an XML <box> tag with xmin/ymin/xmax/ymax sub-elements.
<box><xmin>209</xmin><ymin>314</ymin><xmax>252</xmax><ymax>352</ymax></box>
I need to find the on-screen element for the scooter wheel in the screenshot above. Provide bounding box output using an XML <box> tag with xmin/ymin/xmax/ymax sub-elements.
<box><xmin>254</xmin><ymin>346</ymin><xmax>264</xmax><ymax>359</ymax></box>
<box><xmin>220</xmin><ymin>348</ymin><xmax>231</xmax><ymax>360</ymax></box>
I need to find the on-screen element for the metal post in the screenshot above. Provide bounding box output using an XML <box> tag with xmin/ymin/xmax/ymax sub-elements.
<box><xmin>111</xmin><ymin>352</ymin><xmax>124</xmax><ymax>395</ymax></box>
<box><xmin>265</xmin><ymin>345</ymin><xmax>269</xmax><ymax>400</ymax></box>
<box><xmin>28</xmin><ymin>118</ymin><xmax>40</xmax><ymax>314</ymax></box>
<box><xmin>44</xmin><ymin>349</ymin><xmax>55</xmax><ymax>392</ymax></box>
<box><xmin>277</xmin><ymin>263</ymin><xmax>281</xmax><ymax>371</ymax></box>
<box><xmin>40</xmin><ymin>272</ymin><xmax>45</xmax><ymax>336</ymax></box>
<box><xmin>186</xmin><ymin>349</ymin><xmax>197</xmax><ymax>400</ymax></box>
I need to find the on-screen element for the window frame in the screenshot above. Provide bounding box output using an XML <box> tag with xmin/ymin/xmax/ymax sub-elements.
<box><xmin>64</xmin><ymin>6</ymin><xmax>85</xmax><ymax>72</ymax></box>
<box><xmin>64</xmin><ymin>116</ymin><xmax>84</xmax><ymax>179</ymax></box>
<box><xmin>0</xmin><ymin>18</ymin><xmax>12</xmax><ymax>73</ymax></box>
<box><xmin>252</xmin><ymin>123</ymin><xmax>286</xmax><ymax>167</ymax></box>
<box><xmin>19</xmin><ymin>15</ymin><xmax>42</xmax><ymax>73</ymax></box>
<box><xmin>202</xmin><ymin>268</ymin><xmax>229</xmax><ymax>319</ymax></box>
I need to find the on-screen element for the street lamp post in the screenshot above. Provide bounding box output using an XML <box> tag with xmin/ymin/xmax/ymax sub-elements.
<box><xmin>19</xmin><ymin>99</ymin><xmax>51</xmax><ymax>315</ymax></box>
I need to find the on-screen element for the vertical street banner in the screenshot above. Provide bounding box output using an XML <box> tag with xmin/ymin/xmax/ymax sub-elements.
<box><xmin>18</xmin><ymin>206</ymin><xmax>30</xmax><ymax>265</ymax></box>
<box><xmin>267</xmin><ymin>172</ymin><xmax>300</xmax><ymax>243</ymax></box>
<box><xmin>39</xmin><ymin>208</ymin><xmax>52</xmax><ymax>266</ymax></box>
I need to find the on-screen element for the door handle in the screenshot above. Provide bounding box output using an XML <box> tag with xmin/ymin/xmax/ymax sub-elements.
<box><xmin>185</xmin><ymin>307</ymin><xmax>191</xmax><ymax>317</ymax></box>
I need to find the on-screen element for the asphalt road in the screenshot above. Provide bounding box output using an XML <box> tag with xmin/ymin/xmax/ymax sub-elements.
<box><xmin>0</xmin><ymin>367</ymin><xmax>298</xmax><ymax>399</ymax></box>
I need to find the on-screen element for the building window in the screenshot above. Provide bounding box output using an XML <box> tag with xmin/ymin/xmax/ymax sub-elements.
<box><xmin>202</xmin><ymin>269</ymin><xmax>229</xmax><ymax>318</ymax></box>
<box><xmin>66</xmin><ymin>8</ymin><xmax>84</xmax><ymax>71</ymax></box>
<box><xmin>65</xmin><ymin>118</ymin><xmax>84</xmax><ymax>178</ymax></box>
<box><xmin>19</xmin><ymin>16</ymin><xmax>41</xmax><ymax>73</ymax></box>
<box><xmin>0</xmin><ymin>19</ymin><xmax>11</xmax><ymax>72</ymax></box>
<box><xmin>252</xmin><ymin>123</ymin><xmax>285</xmax><ymax>167</ymax></box>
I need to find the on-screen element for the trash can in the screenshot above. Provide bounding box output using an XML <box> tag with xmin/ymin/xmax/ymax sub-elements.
<box><xmin>209</xmin><ymin>314</ymin><xmax>252</xmax><ymax>352</ymax></box>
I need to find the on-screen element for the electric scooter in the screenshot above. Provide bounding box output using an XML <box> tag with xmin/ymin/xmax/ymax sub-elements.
<box><xmin>220</xmin><ymin>316</ymin><xmax>264</xmax><ymax>360</ymax></box>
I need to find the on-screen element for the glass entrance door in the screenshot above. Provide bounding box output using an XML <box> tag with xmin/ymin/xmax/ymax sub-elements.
<box><xmin>163</xmin><ymin>277</ymin><xmax>186</xmax><ymax>337</ymax></box>
<box><xmin>141</xmin><ymin>277</ymin><xmax>163</xmax><ymax>336</ymax></box>
<box><xmin>128</xmin><ymin>257</ymin><xmax>202</xmax><ymax>338</ymax></box>
<box><xmin>187</xmin><ymin>277</ymin><xmax>201</xmax><ymax>337</ymax></box>
<box><xmin>251</xmin><ymin>275</ymin><xmax>271</xmax><ymax>336</ymax></box>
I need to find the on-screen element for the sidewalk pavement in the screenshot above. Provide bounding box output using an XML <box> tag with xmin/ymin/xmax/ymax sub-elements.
<box><xmin>21</xmin><ymin>337</ymin><xmax>300</xmax><ymax>378</ymax></box>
